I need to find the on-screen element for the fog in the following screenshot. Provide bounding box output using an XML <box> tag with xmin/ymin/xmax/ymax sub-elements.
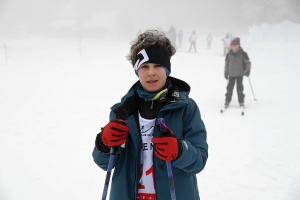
<box><xmin>1</xmin><ymin>1</ymin><xmax>300</xmax><ymax>200</ymax></box>
<box><xmin>1</xmin><ymin>0</ymin><xmax>300</xmax><ymax>40</ymax></box>
<box><xmin>0</xmin><ymin>0</ymin><xmax>251</xmax><ymax>40</ymax></box>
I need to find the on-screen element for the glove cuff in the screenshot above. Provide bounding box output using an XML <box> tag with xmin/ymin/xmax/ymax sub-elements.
<box><xmin>95</xmin><ymin>128</ymin><xmax>110</xmax><ymax>153</ymax></box>
<box><xmin>173</xmin><ymin>139</ymin><xmax>183</xmax><ymax>161</ymax></box>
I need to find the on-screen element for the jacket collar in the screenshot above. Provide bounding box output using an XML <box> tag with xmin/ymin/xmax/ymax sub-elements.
<box><xmin>120</xmin><ymin>76</ymin><xmax>190</xmax><ymax>102</ymax></box>
<box><xmin>111</xmin><ymin>76</ymin><xmax>191</xmax><ymax>119</ymax></box>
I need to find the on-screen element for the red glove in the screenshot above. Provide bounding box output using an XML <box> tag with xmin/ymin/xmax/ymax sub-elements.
<box><xmin>102</xmin><ymin>119</ymin><xmax>129</xmax><ymax>147</ymax></box>
<box><xmin>151</xmin><ymin>126</ymin><xmax>182</xmax><ymax>162</ymax></box>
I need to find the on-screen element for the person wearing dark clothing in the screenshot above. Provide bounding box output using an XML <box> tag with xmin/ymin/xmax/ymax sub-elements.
<box><xmin>224</xmin><ymin>37</ymin><xmax>251</xmax><ymax>106</ymax></box>
<box><xmin>167</xmin><ymin>25</ymin><xmax>177</xmax><ymax>49</ymax></box>
<box><xmin>207</xmin><ymin>33</ymin><xmax>213</xmax><ymax>49</ymax></box>
<box><xmin>178</xmin><ymin>30</ymin><xmax>183</xmax><ymax>48</ymax></box>
<box><xmin>93</xmin><ymin>30</ymin><xmax>208</xmax><ymax>200</ymax></box>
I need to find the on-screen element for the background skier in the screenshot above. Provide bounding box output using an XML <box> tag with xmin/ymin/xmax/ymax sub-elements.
<box><xmin>222</xmin><ymin>33</ymin><xmax>232</xmax><ymax>56</ymax></box>
<box><xmin>188</xmin><ymin>30</ymin><xmax>197</xmax><ymax>53</ymax></box>
<box><xmin>207</xmin><ymin>33</ymin><xmax>213</xmax><ymax>49</ymax></box>
<box><xmin>167</xmin><ymin>25</ymin><xmax>177</xmax><ymax>49</ymax></box>
<box><xmin>178</xmin><ymin>30</ymin><xmax>183</xmax><ymax>48</ymax></box>
<box><xmin>224</xmin><ymin>37</ymin><xmax>251</xmax><ymax>107</ymax></box>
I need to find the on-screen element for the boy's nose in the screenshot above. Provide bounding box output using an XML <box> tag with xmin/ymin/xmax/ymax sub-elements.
<box><xmin>148</xmin><ymin>68</ymin><xmax>155</xmax><ymax>76</ymax></box>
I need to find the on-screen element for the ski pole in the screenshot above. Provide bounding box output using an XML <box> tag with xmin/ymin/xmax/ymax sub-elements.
<box><xmin>101</xmin><ymin>146</ymin><xmax>120</xmax><ymax>200</ymax></box>
<box><xmin>247</xmin><ymin>77</ymin><xmax>257</xmax><ymax>101</ymax></box>
<box><xmin>158</xmin><ymin>118</ymin><xmax>176</xmax><ymax>200</ymax></box>
<box><xmin>101</xmin><ymin>119</ymin><xmax>127</xmax><ymax>200</ymax></box>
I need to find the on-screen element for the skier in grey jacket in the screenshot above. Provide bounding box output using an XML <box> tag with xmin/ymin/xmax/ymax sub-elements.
<box><xmin>224</xmin><ymin>37</ymin><xmax>251</xmax><ymax>106</ymax></box>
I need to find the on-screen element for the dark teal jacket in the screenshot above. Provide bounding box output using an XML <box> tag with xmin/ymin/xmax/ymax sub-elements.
<box><xmin>93</xmin><ymin>76</ymin><xmax>208</xmax><ymax>200</ymax></box>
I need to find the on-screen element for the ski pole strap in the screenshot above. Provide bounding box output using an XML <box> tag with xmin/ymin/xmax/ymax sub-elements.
<box><xmin>157</xmin><ymin>118</ymin><xmax>177</xmax><ymax>200</ymax></box>
<box><xmin>110</xmin><ymin>146</ymin><xmax>120</xmax><ymax>155</ymax></box>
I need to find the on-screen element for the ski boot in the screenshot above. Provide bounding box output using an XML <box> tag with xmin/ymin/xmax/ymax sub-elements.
<box><xmin>224</xmin><ymin>101</ymin><xmax>230</xmax><ymax>108</ymax></box>
<box><xmin>239</xmin><ymin>102</ymin><xmax>245</xmax><ymax>115</ymax></box>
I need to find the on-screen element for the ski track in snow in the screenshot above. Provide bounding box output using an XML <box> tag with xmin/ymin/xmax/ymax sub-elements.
<box><xmin>0</xmin><ymin>36</ymin><xmax>300</xmax><ymax>200</ymax></box>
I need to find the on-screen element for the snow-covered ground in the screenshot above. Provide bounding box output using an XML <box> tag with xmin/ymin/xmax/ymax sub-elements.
<box><xmin>0</xmin><ymin>34</ymin><xmax>300</xmax><ymax>200</ymax></box>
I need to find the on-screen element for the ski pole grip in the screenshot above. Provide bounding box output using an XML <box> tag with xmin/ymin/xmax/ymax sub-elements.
<box><xmin>158</xmin><ymin>118</ymin><xmax>167</xmax><ymax>134</ymax></box>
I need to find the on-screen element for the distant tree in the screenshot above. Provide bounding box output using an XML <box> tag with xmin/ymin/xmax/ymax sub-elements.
<box><xmin>288</xmin><ymin>0</ymin><xmax>300</xmax><ymax>23</ymax></box>
<box><xmin>242</xmin><ymin>0</ymin><xmax>265</xmax><ymax>25</ymax></box>
<box><xmin>242</xmin><ymin>0</ymin><xmax>299</xmax><ymax>25</ymax></box>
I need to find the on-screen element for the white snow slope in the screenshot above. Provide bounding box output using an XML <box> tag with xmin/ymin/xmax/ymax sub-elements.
<box><xmin>0</xmin><ymin>35</ymin><xmax>300</xmax><ymax>200</ymax></box>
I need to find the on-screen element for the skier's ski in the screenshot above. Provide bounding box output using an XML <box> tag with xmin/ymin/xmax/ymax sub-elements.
<box><xmin>241</xmin><ymin>105</ymin><xmax>245</xmax><ymax>116</ymax></box>
<box><xmin>221</xmin><ymin>105</ymin><xmax>245</xmax><ymax>116</ymax></box>
<box><xmin>220</xmin><ymin>105</ymin><xmax>228</xmax><ymax>113</ymax></box>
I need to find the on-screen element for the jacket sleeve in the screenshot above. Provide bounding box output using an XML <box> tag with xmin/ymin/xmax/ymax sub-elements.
<box><xmin>92</xmin><ymin>146</ymin><xmax>120</xmax><ymax>171</ymax></box>
<box><xmin>224</xmin><ymin>54</ymin><xmax>229</xmax><ymax>75</ymax></box>
<box><xmin>172</xmin><ymin>99</ymin><xmax>208</xmax><ymax>174</ymax></box>
<box><xmin>243</xmin><ymin>52</ymin><xmax>251</xmax><ymax>72</ymax></box>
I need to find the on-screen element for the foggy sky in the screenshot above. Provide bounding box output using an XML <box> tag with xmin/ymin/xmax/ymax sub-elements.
<box><xmin>1</xmin><ymin>0</ymin><xmax>297</xmax><ymax>39</ymax></box>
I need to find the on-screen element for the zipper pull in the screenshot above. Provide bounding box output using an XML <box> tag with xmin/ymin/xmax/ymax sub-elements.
<box><xmin>150</xmin><ymin>100</ymin><xmax>153</xmax><ymax>109</ymax></box>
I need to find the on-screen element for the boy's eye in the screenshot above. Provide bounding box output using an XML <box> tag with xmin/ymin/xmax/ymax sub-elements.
<box><xmin>139</xmin><ymin>64</ymin><xmax>161</xmax><ymax>69</ymax></box>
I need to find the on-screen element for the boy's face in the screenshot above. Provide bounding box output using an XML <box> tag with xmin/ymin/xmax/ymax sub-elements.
<box><xmin>231</xmin><ymin>44</ymin><xmax>239</xmax><ymax>51</ymax></box>
<box><xmin>138</xmin><ymin>63</ymin><xmax>168</xmax><ymax>93</ymax></box>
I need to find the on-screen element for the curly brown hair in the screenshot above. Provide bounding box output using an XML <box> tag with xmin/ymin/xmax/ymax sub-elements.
<box><xmin>127</xmin><ymin>29</ymin><xmax>176</xmax><ymax>66</ymax></box>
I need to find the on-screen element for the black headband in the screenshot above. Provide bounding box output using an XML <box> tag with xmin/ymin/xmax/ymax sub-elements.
<box><xmin>134</xmin><ymin>45</ymin><xmax>171</xmax><ymax>75</ymax></box>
